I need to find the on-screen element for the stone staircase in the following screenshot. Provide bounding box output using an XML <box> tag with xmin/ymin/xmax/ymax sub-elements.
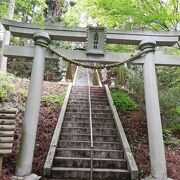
<box><xmin>44</xmin><ymin>85</ymin><xmax>138</xmax><ymax>179</ymax></box>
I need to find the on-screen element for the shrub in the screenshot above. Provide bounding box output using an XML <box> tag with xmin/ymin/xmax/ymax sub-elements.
<box><xmin>0</xmin><ymin>88</ymin><xmax>7</xmax><ymax>102</ymax></box>
<box><xmin>111</xmin><ymin>88</ymin><xmax>138</xmax><ymax>111</ymax></box>
<box><xmin>43</xmin><ymin>91</ymin><xmax>66</xmax><ymax>105</ymax></box>
<box><xmin>162</xmin><ymin>128</ymin><xmax>179</xmax><ymax>146</ymax></box>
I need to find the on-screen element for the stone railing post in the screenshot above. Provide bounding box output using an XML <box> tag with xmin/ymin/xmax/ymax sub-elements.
<box><xmin>16</xmin><ymin>32</ymin><xmax>51</xmax><ymax>177</ymax></box>
<box><xmin>139</xmin><ymin>38</ymin><xmax>167</xmax><ymax>180</ymax></box>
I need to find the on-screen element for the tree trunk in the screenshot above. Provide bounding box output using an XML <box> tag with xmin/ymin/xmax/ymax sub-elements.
<box><xmin>0</xmin><ymin>0</ymin><xmax>15</xmax><ymax>72</ymax></box>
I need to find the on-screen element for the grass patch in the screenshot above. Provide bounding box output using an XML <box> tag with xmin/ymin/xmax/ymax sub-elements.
<box><xmin>43</xmin><ymin>91</ymin><xmax>66</xmax><ymax>105</ymax></box>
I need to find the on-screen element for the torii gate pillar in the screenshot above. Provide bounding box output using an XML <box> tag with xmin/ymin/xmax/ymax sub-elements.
<box><xmin>139</xmin><ymin>39</ymin><xmax>167</xmax><ymax>180</ymax></box>
<box><xmin>16</xmin><ymin>32</ymin><xmax>51</xmax><ymax>176</ymax></box>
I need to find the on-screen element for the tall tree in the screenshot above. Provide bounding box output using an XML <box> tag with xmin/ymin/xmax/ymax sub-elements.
<box><xmin>74</xmin><ymin>0</ymin><xmax>180</xmax><ymax>31</ymax></box>
<box><xmin>0</xmin><ymin>0</ymin><xmax>15</xmax><ymax>72</ymax></box>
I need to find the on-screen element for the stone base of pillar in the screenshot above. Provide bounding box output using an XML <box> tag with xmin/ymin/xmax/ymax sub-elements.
<box><xmin>143</xmin><ymin>176</ymin><xmax>173</xmax><ymax>180</ymax></box>
<box><xmin>11</xmin><ymin>174</ymin><xmax>41</xmax><ymax>180</ymax></box>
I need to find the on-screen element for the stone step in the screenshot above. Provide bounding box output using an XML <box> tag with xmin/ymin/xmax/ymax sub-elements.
<box><xmin>66</xmin><ymin>108</ymin><xmax>89</xmax><ymax>113</ymax></box>
<box><xmin>65</xmin><ymin>112</ymin><xmax>114</xmax><ymax>119</ymax></box>
<box><xmin>58</xmin><ymin>141</ymin><xmax>121</xmax><ymax>150</ymax></box>
<box><xmin>92</xmin><ymin>113</ymin><xmax>113</xmax><ymax>118</ymax></box>
<box><xmin>93</xmin><ymin>168</ymin><xmax>131</xmax><ymax>179</ymax></box>
<box><xmin>51</xmin><ymin>167</ymin><xmax>90</xmax><ymax>179</ymax></box>
<box><xmin>53</xmin><ymin>157</ymin><xmax>127</xmax><ymax>169</ymax></box>
<box><xmin>93</xmin><ymin>142</ymin><xmax>122</xmax><ymax>150</ymax></box>
<box><xmin>61</xmin><ymin>127</ymin><xmax>90</xmax><ymax>134</ymax></box>
<box><xmin>91</xmin><ymin>109</ymin><xmax>112</xmax><ymax>114</ymax></box>
<box><xmin>62</xmin><ymin>122</ymin><xmax>115</xmax><ymax>128</ymax></box>
<box><xmin>67</xmin><ymin>101</ymin><xmax>89</xmax><ymax>104</ymax></box>
<box><xmin>66</xmin><ymin>109</ymin><xmax>112</xmax><ymax>114</ymax></box>
<box><xmin>56</xmin><ymin>148</ymin><xmax>124</xmax><ymax>159</ymax></box>
<box><xmin>91</xmin><ymin>102</ymin><xmax>109</xmax><ymax>106</ymax></box>
<box><xmin>68</xmin><ymin>98</ymin><xmax>88</xmax><ymax>101</ymax></box>
<box><xmin>62</xmin><ymin>122</ymin><xmax>90</xmax><ymax>128</ymax></box>
<box><xmin>64</xmin><ymin>117</ymin><xmax>89</xmax><ymax>122</ymax></box>
<box><xmin>67</xmin><ymin>105</ymin><xmax>89</xmax><ymax>109</ymax></box>
<box><xmin>91</xmin><ymin>98</ymin><xmax>108</xmax><ymax>102</ymax></box>
<box><xmin>51</xmin><ymin>167</ymin><xmax>130</xmax><ymax>179</ymax></box>
<box><xmin>60</xmin><ymin>133</ymin><xmax>119</xmax><ymax>142</ymax></box>
<box><xmin>65</xmin><ymin>112</ymin><xmax>89</xmax><ymax>118</ymax></box>
<box><xmin>67</xmin><ymin>105</ymin><xmax>110</xmax><ymax>111</ymax></box>
<box><xmin>63</xmin><ymin>118</ymin><xmax>114</xmax><ymax>124</ymax></box>
<box><xmin>60</xmin><ymin>133</ymin><xmax>91</xmax><ymax>141</ymax></box>
<box><xmin>58</xmin><ymin>141</ymin><xmax>91</xmax><ymax>149</ymax></box>
<box><xmin>61</xmin><ymin>127</ymin><xmax>116</xmax><ymax>135</ymax></box>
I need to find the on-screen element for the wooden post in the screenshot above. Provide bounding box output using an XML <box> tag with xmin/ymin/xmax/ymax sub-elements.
<box><xmin>15</xmin><ymin>32</ymin><xmax>50</xmax><ymax>177</ymax></box>
<box><xmin>139</xmin><ymin>38</ymin><xmax>167</xmax><ymax>180</ymax></box>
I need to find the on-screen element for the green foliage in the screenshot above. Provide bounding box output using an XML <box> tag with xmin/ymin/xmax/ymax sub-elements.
<box><xmin>92</xmin><ymin>70</ymin><xmax>99</xmax><ymax>86</ymax></box>
<box><xmin>43</xmin><ymin>91</ymin><xmax>66</xmax><ymax>105</ymax></box>
<box><xmin>162</xmin><ymin>128</ymin><xmax>180</xmax><ymax>146</ymax></box>
<box><xmin>66</xmin><ymin>63</ymin><xmax>73</xmax><ymax>81</ymax></box>
<box><xmin>75</xmin><ymin>0</ymin><xmax>180</xmax><ymax>31</ymax></box>
<box><xmin>111</xmin><ymin>66</ymin><xmax>126</xmax><ymax>86</ymax></box>
<box><xmin>0</xmin><ymin>87</ymin><xmax>7</xmax><ymax>102</ymax></box>
<box><xmin>0</xmin><ymin>72</ymin><xmax>27</xmax><ymax>98</ymax></box>
<box><xmin>111</xmin><ymin>88</ymin><xmax>138</xmax><ymax>111</ymax></box>
<box><xmin>157</xmin><ymin>67</ymin><xmax>180</xmax><ymax>122</ymax></box>
<box><xmin>0</xmin><ymin>0</ymin><xmax>8</xmax><ymax>18</ymax></box>
<box><xmin>176</xmin><ymin>106</ymin><xmax>180</xmax><ymax>114</ymax></box>
<box><xmin>0</xmin><ymin>0</ymin><xmax>47</xmax><ymax>24</ymax></box>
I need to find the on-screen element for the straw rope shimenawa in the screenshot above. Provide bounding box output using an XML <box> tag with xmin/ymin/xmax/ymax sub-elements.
<box><xmin>35</xmin><ymin>41</ymin><xmax>155</xmax><ymax>70</ymax></box>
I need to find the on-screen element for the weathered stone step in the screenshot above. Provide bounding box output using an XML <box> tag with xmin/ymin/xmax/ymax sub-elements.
<box><xmin>61</xmin><ymin>127</ymin><xmax>116</xmax><ymax>135</ymax></box>
<box><xmin>58</xmin><ymin>141</ymin><xmax>121</xmax><ymax>150</ymax></box>
<box><xmin>92</xmin><ymin>113</ymin><xmax>113</xmax><ymax>118</ymax></box>
<box><xmin>93</xmin><ymin>168</ymin><xmax>131</xmax><ymax>179</ymax></box>
<box><xmin>65</xmin><ymin>112</ymin><xmax>113</xmax><ymax>119</ymax></box>
<box><xmin>68</xmin><ymin>100</ymin><xmax>89</xmax><ymax>104</ymax></box>
<box><xmin>90</xmin><ymin>98</ymin><xmax>108</xmax><ymax>102</ymax></box>
<box><xmin>51</xmin><ymin>167</ymin><xmax>130</xmax><ymax>179</ymax></box>
<box><xmin>68</xmin><ymin>101</ymin><xmax>88</xmax><ymax>104</ymax></box>
<box><xmin>66</xmin><ymin>108</ymin><xmax>112</xmax><ymax>114</ymax></box>
<box><xmin>90</xmin><ymin>87</ymin><xmax>105</xmax><ymax>90</ymax></box>
<box><xmin>67</xmin><ymin>103</ymin><xmax>110</xmax><ymax>110</ymax></box>
<box><xmin>56</xmin><ymin>148</ymin><xmax>124</xmax><ymax>159</ymax></box>
<box><xmin>91</xmin><ymin>109</ymin><xmax>112</xmax><ymax>114</ymax></box>
<box><xmin>64</xmin><ymin>117</ymin><xmax>89</xmax><ymax>122</ymax></box>
<box><xmin>60</xmin><ymin>133</ymin><xmax>118</xmax><ymax>142</ymax></box>
<box><xmin>67</xmin><ymin>105</ymin><xmax>89</xmax><ymax>110</ymax></box>
<box><xmin>60</xmin><ymin>133</ymin><xmax>91</xmax><ymax>141</ymax></box>
<box><xmin>58</xmin><ymin>141</ymin><xmax>91</xmax><ymax>148</ymax></box>
<box><xmin>93</xmin><ymin>142</ymin><xmax>122</xmax><ymax>150</ymax></box>
<box><xmin>62</xmin><ymin>122</ymin><xmax>115</xmax><ymax>128</ymax></box>
<box><xmin>51</xmin><ymin>167</ymin><xmax>90</xmax><ymax>179</ymax></box>
<box><xmin>66</xmin><ymin>108</ymin><xmax>89</xmax><ymax>113</ymax></box>
<box><xmin>93</xmin><ymin>128</ymin><xmax>117</xmax><ymax>135</ymax></box>
<box><xmin>61</xmin><ymin>127</ymin><xmax>90</xmax><ymax>134</ymax></box>
<box><xmin>91</xmin><ymin>102</ymin><xmax>109</xmax><ymax>106</ymax></box>
<box><xmin>62</xmin><ymin>122</ymin><xmax>90</xmax><ymax>128</ymax></box>
<box><xmin>53</xmin><ymin>157</ymin><xmax>127</xmax><ymax>169</ymax></box>
<box><xmin>65</xmin><ymin>112</ymin><xmax>89</xmax><ymax>118</ymax></box>
<box><xmin>91</xmin><ymin>106</ymin><xmax>110</xmax><ymax>110</ymax></box>
<box><xmin>68</xmin><ymin>98</ymin><xmax>88</xmax><ymax>101</ymax></box>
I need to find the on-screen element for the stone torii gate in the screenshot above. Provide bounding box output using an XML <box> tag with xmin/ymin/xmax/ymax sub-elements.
<box><xmin>1</xmin><ymin>20</ymin><xmax>180</xmax><ymax>180</ymax></box>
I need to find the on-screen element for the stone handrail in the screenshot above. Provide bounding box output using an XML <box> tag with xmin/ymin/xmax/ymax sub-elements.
<box><xmin>105</xmin><ymin>85</ymin><xmax>138</xmax><ymax>179</ymax></box>
<box><xmin>44</xmin><ymin>83</ymin><xmax>72</xmax><ymax>177</ymax></box>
